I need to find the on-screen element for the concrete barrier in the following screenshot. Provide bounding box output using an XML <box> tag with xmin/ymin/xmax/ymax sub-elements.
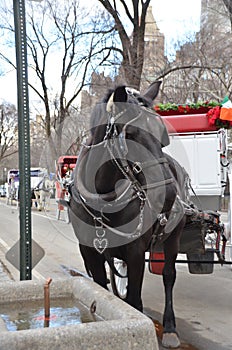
<box><xmin>0</xmin><ymin>277</ymin><xmax>158</xmax><ymax>350</ymax></box>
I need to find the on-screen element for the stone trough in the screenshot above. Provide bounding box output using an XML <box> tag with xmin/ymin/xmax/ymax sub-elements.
<box><xmin>0</xmin><ymin>277</ymin><xmax>158</xmax><ymax>350</ymax></box>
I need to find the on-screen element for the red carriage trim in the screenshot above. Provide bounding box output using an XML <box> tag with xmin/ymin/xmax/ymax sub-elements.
<box><xmin>57</xmin><ymin>155</ymin><xmax>78</xmax><ymax>165</ymax></box>
<box><xmin>55</xmin><ymin>155</ymin><xmax>78</xmax><ymax>212</ymax></box>
<box><xmin>160</xmin><ymin>114</ymin><xmax>218</xmax><ymax>133</ymax></box>
<box><xmin>149</xmin><ymin>252</ymin><xmax>165</xmax><ymax>275</ymax></box>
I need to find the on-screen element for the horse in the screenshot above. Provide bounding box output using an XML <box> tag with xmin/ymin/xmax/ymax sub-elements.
<box><xmin>32</xmin><ymin>176</ymin><xmax>54</xmax><ymax>211</ymax></box>
<box><xmin>6</xmin><ymin>177</ymin><xmax>19</xmax><ymax>207</ymax></box>
<box><xmin>69</xmin><ymin>82</ymin><xmax>189</xmax><ymax>348</ymax></box>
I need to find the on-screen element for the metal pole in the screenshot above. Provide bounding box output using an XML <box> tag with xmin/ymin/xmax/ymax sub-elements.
<box><xmin>13</xmin><ymin>0</ymin><xmax>32</xmax><ymax>280</ymax></box>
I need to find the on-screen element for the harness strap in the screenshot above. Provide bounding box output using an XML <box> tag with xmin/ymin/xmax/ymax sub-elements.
<box><xmin>108</xmin><ymin>141</ymin><xmax>171</xmax><ymax>193</ymax></box>
<box><xmin>138</xmin><ymin>157</ymin><xmax>168</xmax><ymax>169</ymax></box>
<box><xmin>142</xmin><ymin>178</ymin><xmax>174</xmax><ymax>190</ymax></box>
<box><xmin>132</xmin><ymin>157</ymin><xmax>168</xmax><ymax>174</ymax></box>
<box><xmin>76</xmin><ymin>190</ymin><xmax>145</xmax><ymax>239</ymax></box>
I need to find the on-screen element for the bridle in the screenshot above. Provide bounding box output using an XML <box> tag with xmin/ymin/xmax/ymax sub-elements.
<box><xmin>102</xmin><ymin>107</ymin><xmax>174</xmax><ymax>204</ymax></box>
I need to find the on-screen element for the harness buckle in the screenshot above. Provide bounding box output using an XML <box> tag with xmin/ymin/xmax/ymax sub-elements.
<box><xmin>133</xmin><ymin>162</ymin><xmax>142</xmax><ymax>174</ymax></box>
<box><xmin>157</xmin><ymin>213</ymin><xmax>168</xmax><ymax>226</ymax></box>
<box><xmin>137</xmin><ymin>189</ymin><xmax>146</xmax><ymax>201</ymax></box>
<box><xmin>94</xmin><ymin>217</ymin><xmax>103</xmax><ymax>228</ymax></box>
<box><xmin>94</xmin><ymin>217</ymin><xmax>106</xmax><ymax>238</ymax></box>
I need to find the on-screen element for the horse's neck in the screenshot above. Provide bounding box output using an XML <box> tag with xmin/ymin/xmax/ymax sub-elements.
<box><xmin>96</xmin><ymin>162</ymin><xmax>124</xmax><ymax>194</ymax></box>
<box><xmin>43</xmin><ymin>179</ymin><xmax>52</xmax><ymax>189</ymax></box>
<box><xmin>38</xmin><ymin>178</ymin><xmax>47</xmax><ymax>190</ymax></box>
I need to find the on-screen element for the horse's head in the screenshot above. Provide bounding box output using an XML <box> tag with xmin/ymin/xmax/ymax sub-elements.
<box><xmin>86</xmin><ymin>82</ymin><xmax>171</xmax><ymax>192</ymax></box>
<box><xmin>89</xmin><ymin>81</ymin><xmax>168</xmax><ymax>147</ymax></box>
<box><xmin>43</xmin><ymin>176</ymin><xmax>54</xmax><ymax>192</ymax></box>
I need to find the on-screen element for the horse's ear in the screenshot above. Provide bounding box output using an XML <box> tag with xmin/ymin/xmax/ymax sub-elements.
<box><xmin>113</xmin><ymin>86</ymin><xmax>127</xmax><ymax>103</ymax></box>
<box><xmin>143</xmin><ymin>81</ymin><xmax>162</xmax><ymax>102</ymax></box>
<box><xmin>106</xmin><ymin>86</ymin><xmax>127</xmax><ymax>112</ymax></box>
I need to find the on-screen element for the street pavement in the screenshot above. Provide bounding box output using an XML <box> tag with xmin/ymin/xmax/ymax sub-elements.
<box><xmin>0</xmin><ymin>260</ymin><xmax>13</xmax><ymax>282</ymax></box>
<box><xmin>0</xmin><ymin>197</ymin><xmax>87</xmax><ymax>282</ymax></box>
<box><xmin>0</xmin><ymin>197</ymin><xmax>232</xmax><ymax>350</ymax></box>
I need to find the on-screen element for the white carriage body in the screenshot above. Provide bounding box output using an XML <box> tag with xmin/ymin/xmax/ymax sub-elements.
<box><xmin>164</xmin><ymin>129</ymin><xmax>228</xmax><ymax>211</ymax></box>
<box><xmin>5</xmin><ymin>167</ymin><xmax>48</xmax><ymax>199</ymax></box>
<box><xmin>162</xmin><ymin>118</ymin><xmax>231</xmax><ymax>264</ymax></box>
<box><xmin>30</xmin><ymin>167</ymin><xmax>48</xmax><ymax>189</ymax></box>
<box><xmin>5</xmin><ymin>169</ymin><xmax>19</xmax><ymax>200</ymax></box>
<box><xmin>228</xmin><ymin>174</ymin><xmax>232</xmax><ymax>263</ymax></box>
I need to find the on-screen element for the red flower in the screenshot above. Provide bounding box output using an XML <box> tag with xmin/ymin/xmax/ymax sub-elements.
<box><xmin>207</xmin><ymin>106</ymin><xmax>221</xmax><ymax>126</ymax></box>
<box><xmin>177</xmin><ymin>105</ymin><xmax>185</xmax><ymax>113</ymax></box>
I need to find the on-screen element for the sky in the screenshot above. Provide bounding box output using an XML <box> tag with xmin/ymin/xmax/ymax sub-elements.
<box><xmin>151</xmin><ymin>0</ymin><xmax>201</xmax><ymax>49</ymax></box>
<box><xmin>0</xmin><ymin>0</ymin><xmax>201</xmax><ymax>106</ymax></box>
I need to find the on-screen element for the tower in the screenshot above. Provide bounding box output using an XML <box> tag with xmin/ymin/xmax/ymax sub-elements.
<box><xmin>142</xmin><ymin>6</ymin><xmax>166</xmax><ymax>88</ymax></box>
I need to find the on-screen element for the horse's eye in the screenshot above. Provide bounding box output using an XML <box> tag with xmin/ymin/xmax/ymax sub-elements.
<box><xmin>137</xmin><ymin>97</ymin><xmax>147</xmax><ymax>106</ymax></box>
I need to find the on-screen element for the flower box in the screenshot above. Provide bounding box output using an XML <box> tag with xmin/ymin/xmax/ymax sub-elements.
<box><xmin>155</xmin><ymin>101</ymin><xmax>232</xmax><ymax>131</ymax></box>
<box><xmin>157</xmin><ymin>107</ymin><xmax>211</xmax><ymax>116</ymax></box>
<box><xmin>161</xmin><ymin>113</ymin><xmax>218</xmax><ymax>133</ymax></box>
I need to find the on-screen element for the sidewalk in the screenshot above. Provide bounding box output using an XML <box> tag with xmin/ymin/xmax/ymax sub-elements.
<box><xmin>0</xmin><ymin>197</ymin><xmax>87</xmax><ymax>283</ymax></box>
<box><xmin>0</xmin><ymin>261</ymin><xmax>13</xmax><ymax>282</ymax></box>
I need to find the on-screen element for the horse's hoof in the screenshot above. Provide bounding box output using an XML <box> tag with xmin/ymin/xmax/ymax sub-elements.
<box><xmin>162</xmin><ymin>332</ymin><xmax>180</xmax><ymax>348</ymax></box>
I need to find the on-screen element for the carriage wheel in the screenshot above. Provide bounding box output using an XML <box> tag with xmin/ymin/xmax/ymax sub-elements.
<box><xmin>110</xmin><ymin>258</ymin><xmax>128</xmax><ymax>300</ymax></box>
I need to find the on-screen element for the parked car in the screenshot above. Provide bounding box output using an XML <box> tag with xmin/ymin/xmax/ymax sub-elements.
<box><xmin>0</xmin><ymin>185</ymin><xmax>6</xmax><ymax>197</ymax></box>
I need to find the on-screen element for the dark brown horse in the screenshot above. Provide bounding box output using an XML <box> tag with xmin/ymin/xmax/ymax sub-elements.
<box><xmin>69</xmin><ymin>82</ymin><xmax>188</xmax><ymax>348</ymax></box>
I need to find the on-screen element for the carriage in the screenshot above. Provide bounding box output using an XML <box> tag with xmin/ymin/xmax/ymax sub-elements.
<box><xmin>55</xmin><ymin>155</ymin><xmax>77</xmax><ymax>222</ymax></box>
<box><xmin>6</xmin><ymin>169</ymin><xmax>19</xmax><ymax>206</ymax></box>
<box><xmin>31</xmin><ymin>168</ymin><xmax>55</xmax><ymax>211</ymax></box>
<box><xmin>110</xmin><ymin>112</ymin><xmax>230</xmax><ymax>296</ymax></box>
<box><xmin>6</xmin><ymin>167</ymin><xmax>51</xmax><ymax>208</ymax></box>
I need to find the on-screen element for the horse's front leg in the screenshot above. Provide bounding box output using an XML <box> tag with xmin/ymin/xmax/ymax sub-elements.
<box><xmin>40</xmin><ymin>191</ymin><xmax>46</xmax><ymax>210</ymax></box>
<box><xmin>126</xmin><ymin>252</ymin><xmax>145</xmax><ymax>312</ymax></box>
<box><xmin>79</xmin><ymin>244</ymin><xmax>108</xmax><ymax>290</ymax></box>
<box><xmin>35</xmin><ymin>192</ymin><xmax>42</xmax><ymax>211</ymax></box>
<box><xmin>162</xmin><ymin>222</ymin><xmax>184</xmax><ymax>349</ymax></box>
<box><xmin>38</xmin><ymin>194</ymin><xmax>43</xmax><ymax>211</ymax></box>
<box><xmin>162</xmin><ymin>252</ymin><xmax>179</xmax><ymax>348</ymax></box>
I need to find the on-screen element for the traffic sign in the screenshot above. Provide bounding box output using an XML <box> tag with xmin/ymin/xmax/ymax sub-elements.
<box><xmin>6</xmin><ymin>240</ymin><xmax>45</xmax><ymax>271</ymax></box>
